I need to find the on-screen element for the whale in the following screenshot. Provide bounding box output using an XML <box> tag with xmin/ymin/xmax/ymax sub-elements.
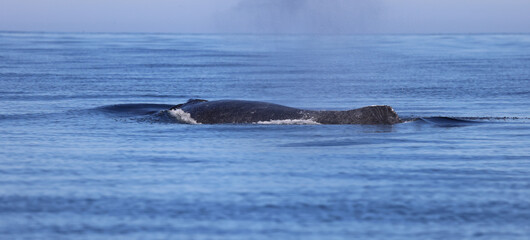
<box><xmin>168</xmin><ymin>99</ymin><xmax>402</xmax><ymax>125</ymax></box>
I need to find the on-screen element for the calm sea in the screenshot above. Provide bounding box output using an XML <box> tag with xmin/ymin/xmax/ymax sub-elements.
<box><xmin>1</xmin><ymin>32</ymin><xmax>529</xmax><ymax>239</ymax></box>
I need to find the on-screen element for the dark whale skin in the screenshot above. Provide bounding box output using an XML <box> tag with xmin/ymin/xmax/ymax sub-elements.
<box><xmin>170</xmin><ymin>99</ymin><xmax>402</xmax><ymax>125</ymax></box>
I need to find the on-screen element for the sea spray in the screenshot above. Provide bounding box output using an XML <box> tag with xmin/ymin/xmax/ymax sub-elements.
<box><xmin>168</xmin><ymin>109</ymin><xmax>199</xmax><ymax>124</ymax></box>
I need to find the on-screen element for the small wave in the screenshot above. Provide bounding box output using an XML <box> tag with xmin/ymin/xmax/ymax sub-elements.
<box><xmin>0</xmin><ymin>112</ymin><xmax>59</xmax><ymax>121</ymax></box>
<box><xmin>255</xmin><ymin>119</ymin><xmax>320</xmax><ymax>125</ymax></box>
<box><xmin>400</xmin><ymin>118</ymin><xmax>420</xmax><ymax>123</ymax></box>
<box><xmin>415</xmin><ymin>117</ymin><xmax>480</xmax><ymax>127</ymax></box>
<box><xmin>508</xmin><ymin>91</ymin><xmax>530</xmax><ymax>96</ymax></box>
<box><xmin>167</xmin><ymin>109</ymin><xmax>199</xmax><ymax>124</ymax></box>
<box><xmin>97</xmin><ymin>104</ymin><xmax>174</xmax><ymax>117</ymax></box>
<box><xmin>282</xmin><ymin>138</ymin><xmax>387</xmax><ymax>147</ymax></box>
<box><xmin>140</xmin><ymin>63</ymin><xmax>252</xmax><ymax>68</ymax></box>
<box><xmin>407</xmin><ymin>116</ymin><xmax>530</xmax><ymax>127</ymax></box>
<box><xmin>456</xmin><ymin>116</ymin><xmax>530</xmax><ymax>121</ymax></box>
<box><xmin>0</xmin><ymin>94</ymin><xmax>189</xmax><ymax>101</ymax></box>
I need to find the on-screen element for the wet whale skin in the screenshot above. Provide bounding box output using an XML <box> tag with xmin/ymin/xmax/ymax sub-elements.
<box><xmin>171</xmin><ymin>99</ymin><xmax>402</xmax><ymax>125</ymax></box>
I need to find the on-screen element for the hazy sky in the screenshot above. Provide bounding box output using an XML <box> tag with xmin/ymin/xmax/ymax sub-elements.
<box><xmin>1</xmin><ymin>0</ymin><xmax>529</xmax><ymax>34</ymax></box>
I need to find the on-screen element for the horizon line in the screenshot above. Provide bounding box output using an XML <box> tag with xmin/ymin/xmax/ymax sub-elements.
<box><xmin>1</xmin><ymin>29</ymin><xmax>529</xmax><ymax>36</ymax></box>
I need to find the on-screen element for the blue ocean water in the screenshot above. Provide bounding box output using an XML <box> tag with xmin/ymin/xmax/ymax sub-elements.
<box><xmin>1</xmin><ymin>32</ymin><xmax>529</xmax><ymax>239</ymax></box>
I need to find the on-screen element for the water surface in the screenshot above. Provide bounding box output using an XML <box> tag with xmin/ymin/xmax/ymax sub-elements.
<box><xmin>1</xmin><ymin>32</ymin><xmax>529</xmax><ymax>239</ymax></box>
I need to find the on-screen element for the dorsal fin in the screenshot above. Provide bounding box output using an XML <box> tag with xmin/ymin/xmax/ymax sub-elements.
<box><xmin>186</xmin><ymin>99</ymin><xmax>208</xmax><ymax>104</ymax></box>
<box><xmin>169</xmin><ymin>99</ymin><xmax>208</xmax><ymax>110</ymax></box>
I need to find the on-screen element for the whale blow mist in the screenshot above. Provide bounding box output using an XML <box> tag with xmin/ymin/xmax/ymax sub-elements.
<box><xmin>217</xmin><ymin>0</ymin><xmax>381</xmax><ymax>34</ymax></box>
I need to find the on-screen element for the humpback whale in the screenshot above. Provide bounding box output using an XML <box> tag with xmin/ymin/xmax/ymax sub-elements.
<box><xmin>169</xmin><ymin>99</ymin><xmax>402</xmax><ymax>125</ymax></box>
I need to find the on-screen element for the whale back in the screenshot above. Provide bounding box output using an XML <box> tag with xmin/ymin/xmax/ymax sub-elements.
<box><xmin>174</xmin><ymin>99</ymin><xmax>306</xmax><ymax>124</ymax></box>
<box><xmin>314</xmin><ymin>105</ymin><xmax>401</xmax><ymax>124</ymax></box>
<box><xmin>170</xmin><ymin>99</ymin><xmax>401</xmax><ymax>124</ymax></box>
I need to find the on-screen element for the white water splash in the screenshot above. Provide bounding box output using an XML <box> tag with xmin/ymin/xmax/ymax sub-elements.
<box><xmin>168</xmin><ymin>109</ymin><xmax>199</xmax><ymax>124</ymax></box>
<box><xmin>255</xmin><ymin>119</ymin><xmax>320</xmax><ymax>125</ymax></box>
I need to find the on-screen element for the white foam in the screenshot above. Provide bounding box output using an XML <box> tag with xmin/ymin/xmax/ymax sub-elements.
<box><xmin>167</xmin><ymin>110</ymin><xmax>319</xmax><ymax>125</ymax></box>
<box><xmin>168</xmin><ymin>109</ymin><xmax>199</xmax><ymax>124</ymax></box>
<box><xmin>255</xmin><ymin>119</ymin><xmax>320</xmax><ymax>125</ymax></box>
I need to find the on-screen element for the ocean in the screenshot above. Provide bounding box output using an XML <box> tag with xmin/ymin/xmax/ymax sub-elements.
<box><xmin>0</xmin><ymin>32</ymin><xmax>529</xmax><ymax>239</ymax></box>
